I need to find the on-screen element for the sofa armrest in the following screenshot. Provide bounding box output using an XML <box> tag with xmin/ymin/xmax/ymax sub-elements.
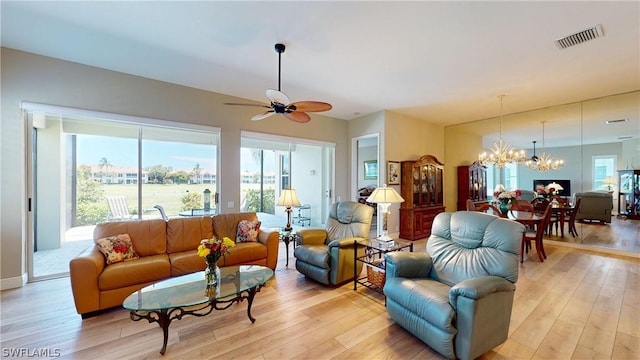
<box><xmin>69</xmin><ymin>246</ymin><xmax>105</xmax><ymax>315</ymax></box>
<box><xmin>384</xmin><ymin>252</ymin><xmax>433</xmax><ymax>279</ymax></box>
<box><xmin>449</xmin><ymin>276</ymin><xmax>515</xmax><ymax>309</ymax></box>
<box><xmin>258</xmin><ymin>229</ymin><xmax>280</xmax><ymax>270</ymax></box>
<box><xmin>297</xmin><ymin>229</ymin><xmax>328</xmax><ymax>246</ymax></box>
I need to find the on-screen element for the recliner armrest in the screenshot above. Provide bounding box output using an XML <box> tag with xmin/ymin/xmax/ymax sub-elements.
<box><xmin>297</xmin><ymin>229</ymin><xmax>327</xmax><ymax>246</ymax></box>
<box><xmin>449</xmin><ymin>276</ymin><xmax>515</xmax><ymax>309</ymax></box>
<box><xmin>327</xmin><ymin>237</ymin><xmax>361</xmax><ymax>248</ymax></box>
<box><xmin>384</xmin><ymin>252</ymin><xmax>433</xmax><ymax>279</ymax></box>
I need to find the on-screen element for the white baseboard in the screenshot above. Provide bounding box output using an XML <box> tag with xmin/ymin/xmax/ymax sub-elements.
<box><xmin>0</xmin><ymin>273</ymin><xmax>28</xmax><ymax>290</ymax></box>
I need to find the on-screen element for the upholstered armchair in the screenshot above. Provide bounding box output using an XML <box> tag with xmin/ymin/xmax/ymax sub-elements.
<box><xmin>574</xmin><ymin>191</ymin><xmax>613</xmax><ymax>223</ymax></box>
<box><xmin>384</xmin><ymin>211</ymin><xmax>524</xmax><ymax>360</ymax></box>
<box><xmin>294</xmin><ymin>201</ymin><xmax>374</xmax><ymax>285</ymax></box>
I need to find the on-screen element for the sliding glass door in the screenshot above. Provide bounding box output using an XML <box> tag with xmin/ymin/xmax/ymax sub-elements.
<box><xmin>240</xmin><ymin>131</ymin><xmax>335</xmax><ymax>230</ymax></box>
<box><xmin>25</xmin><ymin>105</ymin><xmax>219</xmax><ymax>280</ymax></box>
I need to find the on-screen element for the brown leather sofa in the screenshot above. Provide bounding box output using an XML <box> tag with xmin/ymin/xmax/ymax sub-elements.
<box><xmin>69</xmin><ymin>212</ymin><xmax>278</xmax><ymax>317</ymax></box>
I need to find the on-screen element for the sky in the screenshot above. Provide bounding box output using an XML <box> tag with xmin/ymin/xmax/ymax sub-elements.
<box><xmin>77</xmin><ymin>135</ymin><xmax>272</xmax><ymax>172</ymax></box>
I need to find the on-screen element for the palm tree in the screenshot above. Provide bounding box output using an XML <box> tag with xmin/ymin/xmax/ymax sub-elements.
<box><xmin>192</xmin><ymin>163</ymin><xmax>202</xmax><ymax>184</ymax></box>
<box><xmin>98</xmin><ymin>157</ymin><xmax>112</xmax><ymax>183</ymax></box>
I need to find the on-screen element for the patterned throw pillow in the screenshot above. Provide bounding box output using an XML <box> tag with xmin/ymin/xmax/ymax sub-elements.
<box><xmin>236</xmin><ymin>220</ymin><xmax>261</xmax><ymax>243</ymax></box>
<box><xmin>95</xmin><ymin>233</ymin><xmax>139</xmax><ymax>265</ymax></box>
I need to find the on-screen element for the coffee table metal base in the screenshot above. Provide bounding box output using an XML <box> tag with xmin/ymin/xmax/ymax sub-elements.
<box><xmin>129</xmin><ymin>285</ymin><xmax>263</xmax><ymax>355</ymax></box>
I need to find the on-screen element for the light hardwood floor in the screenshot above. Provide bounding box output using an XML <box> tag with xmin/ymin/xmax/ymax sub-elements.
<box><xmin>1</xmin><ymin>230</ymin><xmax>639</xmax><ymax>359</ymax></box>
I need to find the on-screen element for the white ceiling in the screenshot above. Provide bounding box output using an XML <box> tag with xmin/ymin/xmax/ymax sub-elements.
<box><xmin>1</xmin><ymin>1</ymin><xmax>639</xmax><ymax>149</ymax></box>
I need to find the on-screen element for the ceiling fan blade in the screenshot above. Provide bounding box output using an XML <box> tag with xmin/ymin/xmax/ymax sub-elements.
<box><xmin>251</xmin><ymin>111</ymin><xmax>275</xmax><ymax>121</ymax></box>
<box><xmin>265</xmin><ymin>89</ymin><xmax>290</xmax><ymax>105</ymax></box>
<box><xmin>289</xmin><ymin>101</ymin><xmax>332</xmax><ymax>112</ymax></box>
<box><xmin>224</xmin><ymin>102</ymin><xmax>272</xmax><ymax>109</ymax></box>
<box><xmin>285</xmin><ymin>111</ymin><xmax>311</xmax><ymax>123</ymax></box>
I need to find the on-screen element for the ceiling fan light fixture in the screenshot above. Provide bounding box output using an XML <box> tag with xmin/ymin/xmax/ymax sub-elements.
<box><xmin>224</xmin><ymin>42</ymin><xmax>332</xmax><ymax>123</ymax></box>
<box><xmin>525</xmin><ymin>121</ymin><xmax>564</xmax><ymax>172</ymax></box>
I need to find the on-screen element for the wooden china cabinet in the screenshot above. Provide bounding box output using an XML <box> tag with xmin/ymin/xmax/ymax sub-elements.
<box><xmin>457</xmin><ymin>161</ymin><xmax>488</xmax><ymax>210</ymax></box>
<box><xmin>618</xmin><ymin>169</ymin><xmax>640</xmax><ymax>219</ymax></box>
<box><xmin>399</xmin><ymin>155</ymin><xmax>445</xmax><ymax>240</ymax></box>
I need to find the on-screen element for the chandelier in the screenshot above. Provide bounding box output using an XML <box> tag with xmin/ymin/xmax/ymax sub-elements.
<box><xmin>525</xmin><ymin>120</ymin><xmax>564</xmax><ymax>172</ymax></box>
<box><xmin>478</xmin><ymin>95</ymin><xmax>526</xmax><ymax>168</ymax></box>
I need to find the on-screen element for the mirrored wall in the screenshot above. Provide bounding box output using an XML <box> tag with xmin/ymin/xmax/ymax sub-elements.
<box><xmin>445</xmin><ymin>91</ymin><xmax>639</xmax><ymax>256</ymax></box>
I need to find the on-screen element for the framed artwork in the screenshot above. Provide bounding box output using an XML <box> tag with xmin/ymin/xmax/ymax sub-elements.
<box><xmin>364</xmin><ymin>160</ymin><xmax>378</xmax><ymax>180</ymax></box>
<box><xmin>387</xmin><ymin>161</ymin><xmax>400</xmax><ymax>185</ymax></box>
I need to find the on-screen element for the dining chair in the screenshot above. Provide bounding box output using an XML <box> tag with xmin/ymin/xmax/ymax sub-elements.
<box><xmin>567</xmin><ymin>197</ymin><xmax>582</xmax><ymax>237</ymax></box>
<box><xmin>476</xmin><ymin>203</ymin><xmax>505</xmax><ymax>217</ymax></box>
<box><xmin>511</xmin><ymin>200</ymin><xmax>534</xmax><ymax>212</ymax></box>
<box><xmin>530</xmin><ymin>197</ymin><xmax>549</xmax><ymax>215</ymax></box>
<box><xmin>510</xmin><ymin>201</ymin><xmax>535</xmax><ymax>232</ymax></box>
<box><xmin>521</xmin><ymin>203</ymin><xmax>552</xmax><ymax>263</ymax></box>
<box><xmin>465</xmin><ymin>199</ymin><xmax>477</xmax><ymax>211</ymax></box>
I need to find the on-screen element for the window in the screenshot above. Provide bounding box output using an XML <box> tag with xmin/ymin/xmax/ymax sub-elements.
<box><xmin>240</xmin><ymin>131</ymin><xmax>335</xmax><ymax>228</ymax></box>
<box><xmin>24</xmin><ymin>103</ymin><xmax>219</xmax><ymax>279</ymax></box>
<box><xmin>593</xmin><ymin>155</ymin><xmax>616</xmax><ymax>190</ymax></box>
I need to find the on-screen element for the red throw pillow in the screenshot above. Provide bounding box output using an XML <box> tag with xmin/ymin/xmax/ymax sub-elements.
<box><xmin>236</xmin><ymin>220</ymin><xmax>261</xmax><ymax>242</ymax></box>
<box><xmin>95</xmin><ymin>233</ymin><xmax>139</xmax><ymax>265</ymax></box>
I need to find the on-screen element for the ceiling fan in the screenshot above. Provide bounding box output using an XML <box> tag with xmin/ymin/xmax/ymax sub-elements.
<box><xmin>224</xmin><ymin>43</ymin><xmax>332</xmax><ymax>123</ymax></box>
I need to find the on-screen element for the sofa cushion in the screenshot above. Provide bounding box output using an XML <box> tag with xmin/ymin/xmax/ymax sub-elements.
<box><xmin>293</xmin><ymin>245</ymin><xmax>330</xmax><ymax>269</ymax></box>
<box><xmin>94</xmin><ymin>219</ymin><xmax>167</xmax><ymax>256</ymax></box>
<box><xmin>95</xmin><ymin>233</ymin><xmax>139</xmax><ymax>265</ymax></box>
<box><xmin>167</xmin><ymin>216</ymin><xmax>214</xmax><ymax>253</ymax></box>
<box><xmin>236</xmin><ymin>220</ymin><xmax>261</xmax><ymax>243</ymax></box>
<box><xmin>217</xmin><ymin>242</ymin><xmax>267</xmax><ymax>266</ymax></box>
<box><xmin>384</xmin><ymin>277</ymin><xmax>456</xmax><ymax>333</ymax></box>
<box><xmin>212</xmin><ymin>212</ymin><xmax>259</xmax><ymax>241</ymax></box>
<box><xmin>98</xmin><ymin>254</ymin><xmax>171</xmax><ymax>291</ymax></box>
<box><xmin>169</xmin><ymin>251</ymin><xmax>206</xmax><ymax>277</ymax></box>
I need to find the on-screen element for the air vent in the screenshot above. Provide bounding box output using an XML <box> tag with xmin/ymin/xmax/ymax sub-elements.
<box><xmin>605</xmin><ymin>118</ymin><xmax>628</xmax><ymax>124</ymax></box>
<box><xmin>555</xmin><ymin>24</ymin><xmax>604</xmax><ymax>49</ymax></box>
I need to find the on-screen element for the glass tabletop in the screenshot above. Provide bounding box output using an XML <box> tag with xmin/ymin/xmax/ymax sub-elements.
<box><xmin>122</xmin><ymin>265</ymin><xmax>273</xmax><ymax>311</ymax></box>
<box><xmin>357</xmin><ymin>238</ymin><xmax>412</xmax><ymax>251</ymax></box>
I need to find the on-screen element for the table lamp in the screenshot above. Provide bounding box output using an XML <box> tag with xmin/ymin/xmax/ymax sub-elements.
<box><xmin>277</xmin><ymin>189</ymin><xmax>301</xmax><ymax>231</ymax></box>
<box><xmin>603</xmin><ymin>177</ymin><xmax>615</xmax><ymax>192</ymax></box>
<box><xmin>366</xmin><ymin>184</ymin><xmax>405</xmax><ymax>242</ymax></box>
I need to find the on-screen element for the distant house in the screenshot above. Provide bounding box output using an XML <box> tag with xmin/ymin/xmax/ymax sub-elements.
<box><xmin>90</xmin><ymin>165</ymin><xmax>149</xmax><ymax>184</ymax></box>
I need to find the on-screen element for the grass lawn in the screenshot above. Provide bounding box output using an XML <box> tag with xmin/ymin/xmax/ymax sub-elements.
<box><xmin>102</xmin><ymin>183</ymin><xmax>216</xmax><ymax>217</ymax></box>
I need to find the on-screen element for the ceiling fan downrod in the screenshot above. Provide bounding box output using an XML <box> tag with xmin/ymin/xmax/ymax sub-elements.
<box><xmin>275</xmin><ymin>43</ymin><xmax>285</xmax><ymax>92</ymax></box>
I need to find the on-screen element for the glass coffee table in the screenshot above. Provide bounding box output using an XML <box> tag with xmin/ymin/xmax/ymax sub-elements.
<box><xmin>122</xmin><ymin>265</ymin><xmax>273</xmax><ymax>355</ymax></box>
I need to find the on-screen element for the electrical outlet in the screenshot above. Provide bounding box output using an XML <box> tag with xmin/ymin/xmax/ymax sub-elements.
<box><xmin>227</xmin><ymin>201</ymin><xmax>234</xmax><ymax>208</ymax></box>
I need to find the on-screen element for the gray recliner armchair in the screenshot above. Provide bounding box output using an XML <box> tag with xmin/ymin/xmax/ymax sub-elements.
<box><xmin>384</xmin><ymin>211</ymin><xmax>524</xmax><ymax>360</ymax></box>
<box><xmin>294</xmin><ymin>201</ymin><xmax>374</xmax><ymax>285</ymax></box>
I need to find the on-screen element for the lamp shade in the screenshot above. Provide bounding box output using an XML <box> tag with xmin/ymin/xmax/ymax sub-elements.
<box><xmin>277</xmin><ymin>189</ymin><xmax>301</xmax><ymax>207</ymax></box>
<box><xmin>366</xmin><ymin>184</ymin><xmax>404</xmax><ymax>204</ymax></box>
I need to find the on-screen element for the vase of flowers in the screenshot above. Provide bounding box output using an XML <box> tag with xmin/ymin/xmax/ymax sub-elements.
<box><xmin>494</xmin><ymin>184</ymin><xmax>522</xmax><ymax>215</ymax></box>
<box><xmin>197</xmin><ymin>236</ymin><xmax>235</xmax><ymax>286</ymax></box>
<box><xmin>536</xmin><ymin>182</ymin><xmax>564</xmax><ymax>199</ymax></box>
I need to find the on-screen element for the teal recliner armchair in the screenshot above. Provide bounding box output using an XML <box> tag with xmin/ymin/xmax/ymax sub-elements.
<box><xmin>384</xmin><ymin>211</ymin><xmax>524</xmax><ymax>360</ymax></box>
<box><xmin>294</xmin><ymin>201</ymin><xmax>374</xmax><ymax>285</ymax></box>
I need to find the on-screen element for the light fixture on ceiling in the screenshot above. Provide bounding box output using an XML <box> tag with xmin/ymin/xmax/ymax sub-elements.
<box><xmin>529</xmin><ymin>140</ymin><xmax>539</xmax><ymax>162</ymax></box>
<box><xmin>525</xmin><ymin>120</ymin><xmax>564</xmax><ymax>172</ymax></box>
<box><xmin>478</xmin><ymin>95</ymin><xmax>526</xmax><ymax>168</ymax></box>
<box><xmin>605</xmin><ymin>118</ymin><xmax>628</xmax><ymax>124</ymax></box>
